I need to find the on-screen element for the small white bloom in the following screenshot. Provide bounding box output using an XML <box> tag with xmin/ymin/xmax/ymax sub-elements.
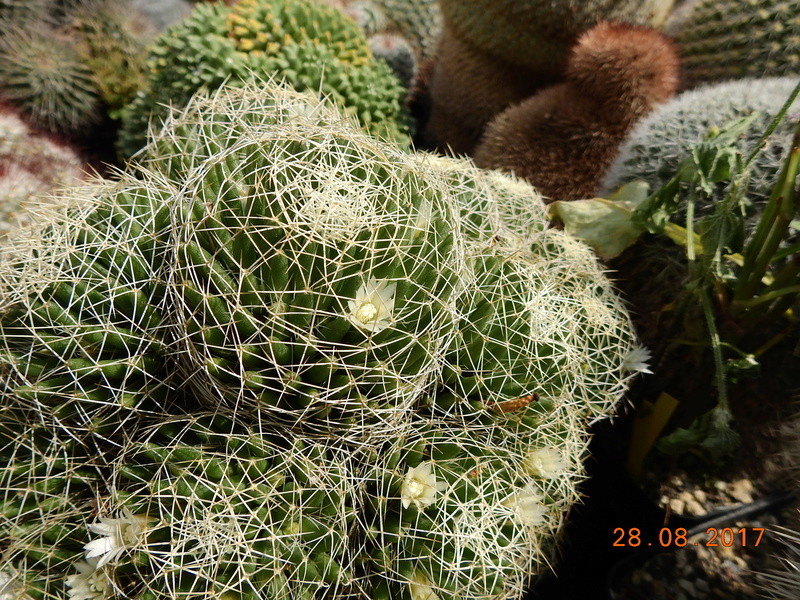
<box><xmin>621</xmin><ymin>346</ymin><xmax>653</xmax><ymax>374</ymax></box>
<box><xmin>84</xmin><ymin>509</ymin><xmax>151</xmax><ymax>568</ymax></box>
<box><xmin>401</xmin><ymin>462</ymin><xmax>446</xmax><ymax>510</ymax></box>
<box><xmin>522</xmin><ymin>447</ymin><xmax>567</xmax><ymax>479</ymax></box>
<box><xmin>408</xmin><ymin>571</ymin><xmax>440</xmax><ymax>600</ymax></box>
<box><xmin>65</xmin><ymin>559</ymin><xmax>112</xmax><ymax>600</ymax></box>
<box><xmin>503</xmin><ymin>485</ymin><xmax>547</xmax><ymax>526</ymax></box>
<box><xmin>346</xmin><ymin>278</ymin><xmax>396</xmax><ymax>334</ymax></box>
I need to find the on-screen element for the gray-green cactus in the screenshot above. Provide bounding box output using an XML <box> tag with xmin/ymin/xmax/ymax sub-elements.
<box><xmin>601</xmin><ymin>77</ymin><xmax>800</xmax><ymax>217</ymax></box>
<box><xmin>116</xmin><ymin>0</ymin><xmax>409</xmax><ymax>157</ymax></box>
<box><xmin>372</xmin><ymin>0</ymin><xmax>441</xmax><ymax>62</ymax></box>
<box><xmin>666</xmin><ymin>0</ymin><xmax>800</xmax><ymax>89</ymax></box>
<box><xmin>0</xmin><ymin>80</ymin><xmax>641</xmax><ymax>600</ymax></box>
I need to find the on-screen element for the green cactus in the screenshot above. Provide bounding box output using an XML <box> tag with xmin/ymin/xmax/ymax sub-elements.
<box><xmin>601</xmin><ymin>77</ymin><xmax>800</xmax><ymax>216</ymax></box>
<box><xmin>147</xmin><ymin>84</ymin><xmax>468</xmax><ymax>442</ymax></box>
<box><xmin>666</xmin><ymin>0</ymin><xmax>800</xmax><ymax>89</ymax></box>
<box><xmin>358</xmin><ymin>407</ymin><xmax>587</xmax><ymax>600</ymax></box>
<box><xmin>0</xmin><ymin>106</ymin><xmax>87</xmax><ymax>236</ymax></box>
<box><xmin>107</xmin><ymin>413</ymin><xmax>357</xmax><ymax>600</ymax></box>
<box><xmin>116</xmin><ymin>0</ymin><xmax>409</xmax><ymax>158</ymax></box>
<box><xmin>438</xmin><ymin>0</ymin><xmax>674</xmax><ymax>79</ymax></box>
<box><xmin>0</xmin><ymin>20</ymin><xmax>101</xmax><ymax>135</ymax></box>
<box><xmin>373</xmin><ymin>0</ymin><xmax>442</xmax><ymax>62</ymax></box>
<box><xmin>0</xmin><ymin>405</ymin><xmax>102</xmax><ymax>600</ymax></box>
<box><xmin>0</xmin><ymin>175</ymin><xmax>175</xmax><ymax>440</ymax></box>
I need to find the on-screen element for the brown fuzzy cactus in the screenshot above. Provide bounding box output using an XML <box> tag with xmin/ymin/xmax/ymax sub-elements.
<box><xmin>472</xmin><ymin>22</ymin><xmax>680</xmax><ymax>201</ymax></box>
<box><xmin>422</xmin><ymin>24</ymin><xmax>548</xmax><ymax>155</ymax></box>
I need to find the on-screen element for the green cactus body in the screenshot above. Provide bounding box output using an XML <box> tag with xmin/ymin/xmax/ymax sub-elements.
<box><xmin>117</xmin><ymin>0</ymin><xmax>409</xmax><ymax>158</ymax></box>
<box><xmin>667</xmin><ymin>0</ymin><xmax>800</xmax><ymax>88</ymax></box>
<box><xmin>0</xmin><ymin>176</ymin><xmax>175</xmax><ymax>438</ymax></box>
<box><xmin>0</xmin><ymin>22</ymin><xmax>101</xmax><ymax>135</ymax></box>
<box><xmin>359</xmin><ymin>413</ymin><xmax>585</xmax><ymax>600</ymax></box>
<box><xmin>601</xmin><ymin>77</ymin><xmax>800</xmax><ymax>217</ymax></box>
<box><xmin>0</xmin><ymin>406</ymin><xmax>101</xmax><ymax>600</ymax></box>
<box><xmin>438</xmin><ymin>0</ymin><xmax>674</xmax><ymax>77</ymax></box>
<box><xmin>111</xmin><ymin>414</ymin><xmax>357</xmax><ymax>600</ymax></box>
<box><xmin>154</xmin><ymin>86</ymin><xmax>467</xmax><ymax>441</ymax></box>
<box><xmin>441</xmin><ymin>230</ymin><xmax>636</xmax><ymax>422</ymax></box>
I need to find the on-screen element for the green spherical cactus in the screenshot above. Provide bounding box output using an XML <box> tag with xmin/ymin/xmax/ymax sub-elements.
<box><xmin>666</xmin><ymin>0</ymin><xmax>800</xmax><ymax>89</ymax></box>
<box><xmin>373</xmin><ymin>0</ymin><xmax>442</xmax><ymax>62</ymax></box>
<box><xmin>0</xmin><ymin>21</ymin><xmax>102</xmax><ymax>135</ymax></box>
<box><xmin>601</xmin><ymin>77</ymin><xmax>800</xmax><ymax>214</ymax></box>
<box><xmin>0</xmin><ymin>405</ymin><xmax>103</xmax><ymax>600</ymax></box>
<box><xmin>108</xmin><ymin>414</ymin><xmax>357</xmax><ymax>600</ymax></box>
<box><xmin>358</xmin><ymin>408</ymin><xmax>587</xmax><ymax>600</ymax></box>
<box><xmin>0</xmin><ymin>106</ymin><xmax>88</xmax><ymax>236</ymax></box>
<box><xmin>150</xmin><ymin>84</ymin><xmax>468</xmax><ymax>442</ymax></box>
<box><xmin>438</xmin><ymin>0</ymin><xmax>674</xmax><ymax>78</ymax></box>
<box><xmin>0</xmin><ymin>174</ymin><xmax>175</xmax><ymax>440</ymax></box>
<box><xmin>116</xmin><ymin>0</ymin><xmax>409</xmax><ymax>158</ymax></box>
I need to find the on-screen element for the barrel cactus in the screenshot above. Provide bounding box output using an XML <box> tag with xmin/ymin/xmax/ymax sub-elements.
<box><xmin>601</xmin><ymin>77</ymin><xmax>800</xmax><ymax>215</ymax></box>
<box><xmin>666</xmin><ymin>0</ymin><xmax>800</xmax><ymax>89</ymax></box>
<box><xmin>0</xmin><ymin>80</ymin><xmax>643</xmax><ymax>600</ymax></box>
<box><xmin>116</xmin><ymin>0</ymin><xmax>409</xmax><ymax>158</ymax></box>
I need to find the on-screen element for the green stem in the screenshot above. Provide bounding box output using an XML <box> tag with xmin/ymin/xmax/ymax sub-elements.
<box><xmin>734</xmin><ymin>121</ymin><xmax>800</xmax><ymax>302</ymax></box>
<box><xmin>700</xmin><ymin>286</ymin><xmax>729</xmax><ymax>412</ymax></box>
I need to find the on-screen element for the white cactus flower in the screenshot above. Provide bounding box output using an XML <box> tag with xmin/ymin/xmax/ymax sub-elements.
<box><xmin>409</xmin><ymin>571</ymin><xmax>440</xmax><ymax>600</ymax></box>
<box><xmin>504</xmin><ymin>485</ymin><xmax>547</xmax><ymax>526</ymax></box>
<box><xmin>65</xmin><ymin>559</ymin><xmax>113</xmax><ymax>600</ymax></box>
<box><xmin>621</xmin><ymin>346</ymin><xmax>653</xmax><ymax>374</ymax></box>
<box><xmin>522</xmin><ymin>447</ymin><xmax>567</xmax><ymax>479</ymax></box>
<box><xmin>401</xmin><ymin>462</ymin><xmax>446</xmax><ymax>510</ymax></box>
<box><xmin>347</xmin><ymin>278</ymin><xmax>397</xmax><ymax>334</ymax></box>
<box><xmin>84</xmin><ymin>509</ymin><xmax>152</xmax><ymax>567</ymax></box>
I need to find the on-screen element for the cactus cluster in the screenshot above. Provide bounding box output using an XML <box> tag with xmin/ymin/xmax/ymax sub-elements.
<box><xmin>0</xmin><ymin>82</ymin><xmax>641</xmax><ymax>600</ymax></box>
<box><xmin>424</xmin><ymin>0</ymin><xmax>676</xmax><ymax>154</ymax></box>
<box><xmin>472</xmin><ymin>21</ymin><xmax>679</xmax><ymax>201</ymax></box>
<box><xmin>116</xmin><ymin>0</ymin><xmax>409</xmax><ymax>158</ymax></box>
<box><xmin>666</xmin><ymin>0</ymin><xmax>800</xmax><ymax>89</ymax></box>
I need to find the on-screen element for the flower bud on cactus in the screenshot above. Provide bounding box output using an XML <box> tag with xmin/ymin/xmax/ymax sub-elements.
<box><xmin>666</xmin><ymin>0</ymin><xmax>800</xmax><ymax>89</ymax></box>
<box><xmin>473</xmin><ymin>22</ymin><xmax>679</xmax><ymax>201</ymax></box>
<box><xmin>117</xmin><ymin>0</ymin><xmax>409</xmax><ymax>157</ymax></box>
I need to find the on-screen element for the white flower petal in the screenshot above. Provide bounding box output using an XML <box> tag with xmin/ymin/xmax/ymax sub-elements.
<box><xmin>522</xmin><ymin>447</ymin><xmax>566</xmax><ymax>479</ymax></box>
<box><xmin>621</xmin><ymin>346</ymin><xmax>653</xmax><ymax>374</ymax></box>
<box><xmin>401</xmin><ymin>462</ymin><xmax>443</xmax><ymax>510</ymax></box>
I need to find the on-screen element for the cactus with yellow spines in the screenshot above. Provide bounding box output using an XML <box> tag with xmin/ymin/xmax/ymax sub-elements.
<box><xmin>117</xmin><ymin>0</ymin><xmax>409</xmax><ymax>157</ymax></box>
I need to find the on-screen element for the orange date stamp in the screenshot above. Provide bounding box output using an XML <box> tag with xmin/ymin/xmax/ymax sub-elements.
<box><xmin>612</xmin><ymin>527</ymin><xmax>765</xmax><ymax>548</ymax></box>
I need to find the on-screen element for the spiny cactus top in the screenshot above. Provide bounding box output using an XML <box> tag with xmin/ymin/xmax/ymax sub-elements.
<box><xmin>438</xmin><ymin>0</ymin><xmax>675</xmax><ymax>78</ymax></box>
<box><xmin>0</xmin><ymin>81</ymin><xmax>643</xmax><ymax>600</ymax></box>
<box><xmin>116</xmin><ymin>0</ymin><xmax>409</xmax><ymax>157</ymax></box>
<box><xmin>601</xmin><ymin>77</ymin><xmax>800</xmax><ymax>214</ymax></box>
<box><xmin>667</xmin><ymin>0</ymin><xmax>800</xmax><ymax>88</ymax></box>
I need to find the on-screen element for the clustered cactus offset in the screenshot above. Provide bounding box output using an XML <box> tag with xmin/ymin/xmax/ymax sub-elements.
<box><xmin>0</xmin><ymin>82</ymin><xmax>642</xmax><ymax>600</ymax></box>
